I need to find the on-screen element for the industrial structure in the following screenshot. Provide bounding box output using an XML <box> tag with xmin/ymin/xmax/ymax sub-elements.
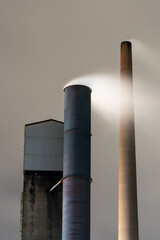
<box><xmin>63</xmin><ymin>85</ymin><xmax>92</xmax><ymax>240</ymax></box>
<box><xmin>21</xmin><ymin>119</ymin><xmax>63</xmax><ymax>240</ymax></box>
<box><xmin>20</xmin><ymin>85</ymin><xmax>92</xmax><ymax>240</ymax></box>
<box><xmin>20</xmin><ymin>41</ymin><xmax>139</xmax><ymax>240</ymax></box>
<box><xmin>118</xmin><ymin>41</ymin><xmax>139</xmax><ymax>240</ymax></box>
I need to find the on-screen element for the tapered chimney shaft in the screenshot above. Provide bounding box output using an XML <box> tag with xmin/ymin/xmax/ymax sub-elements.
<box><xmin>63</xmin><ymin>85</ymin><xmax>92</xmax><ymax>240</ymax></box>
<box><xmin>118</xmin><ymin>41</ymin><xmax>139</xmax><ymax>240</ymax></box>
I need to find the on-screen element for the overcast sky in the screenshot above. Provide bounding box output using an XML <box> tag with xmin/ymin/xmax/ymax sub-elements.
<box><xmin>1</xmin><ymin>0</ymin><xmax>160</xmax><ymax>239</ymax></box>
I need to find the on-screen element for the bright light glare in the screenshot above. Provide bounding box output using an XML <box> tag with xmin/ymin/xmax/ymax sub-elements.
<box><xmin>65</xmin><ymin>70</ymin><xmax>160</xmax><ymax>128</ymax></box>
<box><xmin>65</xmin><ymin>73</ymin><xmax>120</xmax><ymax>119</ymax></box>
<box><xmin>64</xmin><ymin>40</ymin><xmax>160</xmax><ymax>126</ymax></box>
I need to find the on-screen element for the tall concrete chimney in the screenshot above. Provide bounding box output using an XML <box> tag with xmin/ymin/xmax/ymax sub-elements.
<box><xmin>63</xmin><ymin>85</ymin><xmax>92</xmax><ymax>240</ymax></box>
<box><xmin>118</xmin><ymin>41</ymin><xmax>139</xmax><ymax>240</ymax></box>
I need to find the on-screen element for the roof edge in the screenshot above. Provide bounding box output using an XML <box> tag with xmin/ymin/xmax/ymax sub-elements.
<box><xmin>25</xmin><ymin>119</ymin><xmax>64</xmax><ymax>127</ymax></box>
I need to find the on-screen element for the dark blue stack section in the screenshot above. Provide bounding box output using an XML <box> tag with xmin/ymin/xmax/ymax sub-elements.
<box><xmin>63</xmin><ymin>85</ymin><xmax>92</xmax><ymax>240</ymax></box>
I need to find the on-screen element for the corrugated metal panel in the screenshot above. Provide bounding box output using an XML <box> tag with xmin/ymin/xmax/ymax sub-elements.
<box><xmin>24</xmin><ymin>120</ymin><xmax>63</xmax><ymax>171</ymax></box>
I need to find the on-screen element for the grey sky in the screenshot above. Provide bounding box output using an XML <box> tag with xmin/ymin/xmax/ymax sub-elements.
<box><xmin>0</xmin><ymin>0</ymin><xmax>160</xmax><ymax>239</ymax></box>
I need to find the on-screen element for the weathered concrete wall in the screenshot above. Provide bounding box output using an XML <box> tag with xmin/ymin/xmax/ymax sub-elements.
<box><xmin>20</xmin><ymin>193</ymin><xmax>24</xmax><ymax>240</ymax></box>
<box><xmin>22</xmin><ymin>171</ymin><xmax>62</xmax><ymax>240</ymax></box>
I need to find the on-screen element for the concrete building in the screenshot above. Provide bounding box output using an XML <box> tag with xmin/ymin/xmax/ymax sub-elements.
<box><xmin>21</xmin><ymin>119</ymin><xmax>63</xmax><ymax>240</ymax></box>
<box><xmin>118</xmin><ymin>41</ymin><xmax>139</xmax><ymax>240</ymax></box>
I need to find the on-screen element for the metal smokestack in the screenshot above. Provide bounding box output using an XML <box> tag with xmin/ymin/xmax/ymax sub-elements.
<box><xmin>118</xmin><ymin>41</ymin><xmax>139</xmax><ymax>240</ymax></box>
<box><xmin>63</xmin><ymin>85</ymin><xmax>92</xmax><ymax>240</ymax></box>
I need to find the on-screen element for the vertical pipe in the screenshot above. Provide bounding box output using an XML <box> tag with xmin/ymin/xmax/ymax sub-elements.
<box><xmin>118</xmin><ymin>41</ymin><xmax>139</xmax><ymax>240</ymax></box>
<box><xmin>63</xmin><ymin>85</ymin><xmax>92</xmax><ymax>240</ymax></box>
